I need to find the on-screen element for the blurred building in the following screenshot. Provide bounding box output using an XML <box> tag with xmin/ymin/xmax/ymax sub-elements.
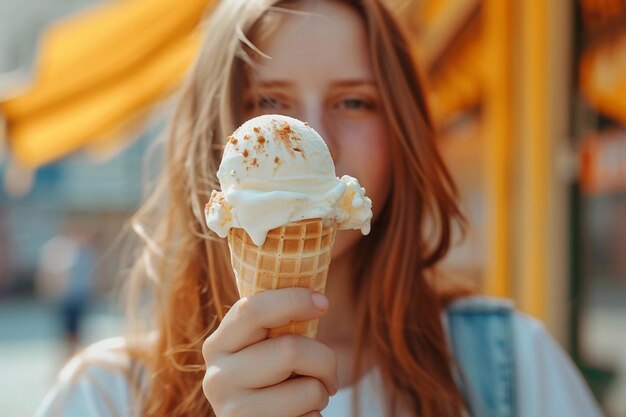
<box><xmin>0</xmin><ymin>129</ymin><xmax>155</xmax><ymax>294</ymax></box>
<box><xmin>390</xmin><ymin>0</ymin><xmax>626</xmax><ymax>413</ymax></box>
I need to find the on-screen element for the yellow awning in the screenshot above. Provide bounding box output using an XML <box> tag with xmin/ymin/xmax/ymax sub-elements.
<box><xmin>0</xmin><ymin>0</ymin><xmax>214</xmax><ymax>168</ymax></box>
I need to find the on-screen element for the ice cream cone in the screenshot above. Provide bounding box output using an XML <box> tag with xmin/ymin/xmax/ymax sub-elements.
<box><xmin>227</xmin><ymin>218</ymin><xmax>337</xmax><ymax>339</ymax></box>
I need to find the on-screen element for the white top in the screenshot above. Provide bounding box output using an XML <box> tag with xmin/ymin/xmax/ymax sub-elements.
<box><xmin>35</xmin><ymin>312</ymin><xmax>603</xmax><ymax>417</ymax></box>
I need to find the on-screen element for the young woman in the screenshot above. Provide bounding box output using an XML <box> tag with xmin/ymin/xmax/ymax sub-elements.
<box><xmin>36</xmin><ymin>1</ymin><xmax>603</xmax><ymax>416</ymax></box>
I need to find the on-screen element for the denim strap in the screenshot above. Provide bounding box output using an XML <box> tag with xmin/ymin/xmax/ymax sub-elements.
<box><xmin>446</xmin><ymin>298</ymin><xmax>517</xmax><ymax>417</ymax></box>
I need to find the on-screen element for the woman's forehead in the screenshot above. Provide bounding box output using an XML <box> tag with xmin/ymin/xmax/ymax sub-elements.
<box><xmin>250</xmin><ymin>0</ymin><xmax>373</xmax><ymax>84</ymax></box>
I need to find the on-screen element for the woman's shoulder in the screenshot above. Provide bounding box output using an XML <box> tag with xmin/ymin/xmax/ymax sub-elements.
<box><xmin>35</xmin><ymin>337</ymin><xmax>141</xmax><ymax>417</ymax></box>
<box><xmin>445</xmin><ymin>294</ymin><xmax>514</xmax><ymax>314</ymax></box>
<box><xmin>444</xmin><ymin>295</ymin><xmax>552</xmax><ymax>340</ymax></box>
<box><xmin>65</xmin><ymin>336</ymin><xmax>132</xmax><ymax>372</ymax></box>
<box><xmin>443</xmin><ymin>295</ymin><xmax>517</xmax><ymax>353</ymax></box>
<box><xmin>443</xmin><ymin>294</ymin><xmax>575</xmax><ymax>372</ymax></box>
<box><xmin>444</xmin><ymin>295</ymin><xmax>603</xmax><ymax>417</ymax></box>
<box><xmin>443</xmin><ymin>295</ymin><xmax>566</xmax><ymax>352</ymax></box>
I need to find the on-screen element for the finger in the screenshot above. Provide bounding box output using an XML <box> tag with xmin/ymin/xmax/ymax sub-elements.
<box><xmin>239</xmin><ymin>376</ymin><xmax>330</xmax><ymax>417</ymax></box>
<box><xmin>221</xmin><ymin>334</ymin><xmax>338</xmax><ymax>394</ymax></box>
<box><xmin>205</xmin><ymin>288</ymin><xmax>329</xmax><ymax>354</ymax></box>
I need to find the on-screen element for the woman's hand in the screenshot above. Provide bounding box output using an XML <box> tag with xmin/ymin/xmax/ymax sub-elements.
<box><xmin>202</xmin><ymin>288</ymin><xmax>338</xmax><ymax>417</ymax></box>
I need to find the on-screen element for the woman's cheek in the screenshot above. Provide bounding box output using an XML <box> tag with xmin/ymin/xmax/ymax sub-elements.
<box><xmin>343</xmin><ymin>131</ymin><xmax>390</xmax><ymax>214</ymax></box>
<box><xmin>330</xmin><ymin>119</ymin><xmax>389</xmax><ymax>257</ymax></box>
<box><xmin>331</xmin><ymin>229</ymin><xmax>363</xmax><ymax>259</ymax></box>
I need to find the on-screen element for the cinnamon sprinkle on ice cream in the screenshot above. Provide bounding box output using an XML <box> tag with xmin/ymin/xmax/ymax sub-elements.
<box><xmin>205</xmin><ymin>114</ymin><xmax>372</xmax><ymax>245</ymax></box>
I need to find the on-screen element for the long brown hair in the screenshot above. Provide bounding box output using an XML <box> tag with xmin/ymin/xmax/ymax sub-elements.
<box><xmin>123</xmin><ymin>1</ymin><xmax>468</xmax><ymax>416</ymax></box>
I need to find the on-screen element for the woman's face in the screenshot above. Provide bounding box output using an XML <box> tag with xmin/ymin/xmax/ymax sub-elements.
<box><xmin>244</xmin><ymin>0</ymin><xmax>391</xmax><ymax>259</ymax></box>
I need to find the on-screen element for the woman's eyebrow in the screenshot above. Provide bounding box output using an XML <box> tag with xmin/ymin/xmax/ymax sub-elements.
<box><xmin>330</xmin><ymin>80</ymin><xmax>376</xmax><ymax>87</ymax></box>
<box><xmin>251</xmin><ymin>80</ymin><xmax>293</xmax><ymax>88</ymax></box>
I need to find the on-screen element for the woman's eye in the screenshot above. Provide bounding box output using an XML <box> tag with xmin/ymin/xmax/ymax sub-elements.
<box><xmin>338</xmin><ymin>98</ymin><xmax>375</xmax><ymax>111</ymax></box>
<box><xmin>258</xmin><ymin>96</ymin><xmax>277</xmax><ymax>108</ymax></box>
<box><xmin>257</xmin><ymin>96</ymin><xmax>285</xmax><ymax>109</ymax></box>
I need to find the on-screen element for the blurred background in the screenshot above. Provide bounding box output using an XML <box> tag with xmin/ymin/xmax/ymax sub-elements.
<box><xmin>0</xmin><ymin>0</ymin><xmax>624</xmax><ymax>416</ymax></box>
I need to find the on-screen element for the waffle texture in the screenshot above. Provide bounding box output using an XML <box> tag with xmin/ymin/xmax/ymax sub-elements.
<box><xmin>228</xmin><ymin>218</ymin><xmax>337</xmax><ymax>338</ymax></box>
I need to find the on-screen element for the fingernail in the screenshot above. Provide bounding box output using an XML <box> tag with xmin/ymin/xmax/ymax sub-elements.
<box><xmin>311</xmin><ymin>292</ymin><xmax>329</xmax><ymax>310</ymax></box>
<box><xmin>332</xmin><ymin>378</ymin><xmax>339</xmax><ymax>395</ymax></box>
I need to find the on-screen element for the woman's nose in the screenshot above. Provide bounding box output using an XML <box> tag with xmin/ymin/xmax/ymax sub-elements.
<box><xmin>297</xmin><ymin>109</ymin><xmax>339</xmax><ymax>163</ymax></box>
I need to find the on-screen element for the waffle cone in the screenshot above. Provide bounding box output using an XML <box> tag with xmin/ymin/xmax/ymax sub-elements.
<box><xmin>227</xmin><ymin>218</ymin><xmax>337</xmax><ymax>339</ymax></box>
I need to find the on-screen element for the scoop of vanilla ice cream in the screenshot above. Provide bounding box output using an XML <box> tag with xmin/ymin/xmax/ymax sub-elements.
<box><xmin>205</xmin><ymin>114</ymin><xmax>372</xmax><ymax>245</ymax></box>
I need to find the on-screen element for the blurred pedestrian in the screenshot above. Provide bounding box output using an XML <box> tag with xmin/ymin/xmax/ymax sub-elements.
<box><xmin>36</xmin><ymin>219</ymin><xmax>97</xmax><ymax>358</ymax></box>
